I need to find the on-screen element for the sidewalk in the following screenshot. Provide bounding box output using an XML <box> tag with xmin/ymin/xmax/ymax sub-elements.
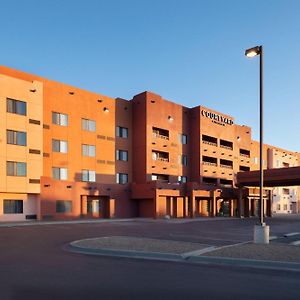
<box><xmin>67</xmin><ymin>236</ymin><xmax>300</xmax><ymax>272</ymax></box>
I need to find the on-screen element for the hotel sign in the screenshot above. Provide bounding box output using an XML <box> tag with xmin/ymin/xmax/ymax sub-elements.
<box><xmin>201</xmin><ymin>109</ymin><xmax>233</xmax><ymax>126</ymax></box>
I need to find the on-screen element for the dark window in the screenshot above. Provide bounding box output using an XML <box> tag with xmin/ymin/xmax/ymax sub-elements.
<box><xmin>52</xmin><ymin>112</ymin><xmax>68</xmax><ymax>126</ymax></box>
<box><xmin>52</xmin><ymin>167</ymin><xmax>68</xmax><ymax>180</ymax></box>
<box><xmin>202</xmin><ymin>135</ymin><xmax>217</xmax><ymax>146</ymax></box>
<box><xmin>220</xmin><ymin>139</ymin><xmax>233</xmax><ymax>150</ymax></box>
<box><xmin>52</xmin><ymin>139</ymin><xmax>68</xmax><ymax>153</ymax></box>
<box><xmin>7</xmin><ymin>98</ymin><xmax>27</xmax><ymax>116</ymax></box>
<box><xmin>178</xmin><ymin>176</ymin><xmax>187</xmax><ymax>183</ymax></box>
<box><xmin>181</xmin><ymin>155</ymin><xmax>188</xmax><ymax>166</ymax></box>
<box><xmin>116</xmin><ymin>173</ymin><xmax>128</xmax><ymax>184</ymax></box>
<box><xmin>116</xmin><ymin>150</ymin><xmax>128</xmax><ymax>161</ymax></box>
<box><xmin>3</xmin><ymin>200</ymin><xmax>23</xmax><ymax>214</ymax></box>
<box><xmin>152</xmin><ymin>127</ymin><xmax>169</xmax><ymax>140</ymax></box>
<box><xmin>116</xmin><ymin>126</ymin><xmax>128</xmax><ymax>138</ymax></box>
<box><xmin>7</xmin><ymin>130</ymin><xmax>27</xmax><ymax>146</ymax></box>
<box><xmin>6</xmin><ymin>161</ymin><xmax>27</xmax><ymax>176</ymax></box>
<box><xmin>56</xmin><ymin>201</ymin><xmax>72</xmax><ymax>213</ymax></box>
<box><xmin>82</xmin><ymin>170</ymin><xmax>96</xmax><ymax>182</ymax></box>
<box><xmin>178</xmin><ymin>134</ymin><xmax>188</xmax><ymax>144</ymax></box>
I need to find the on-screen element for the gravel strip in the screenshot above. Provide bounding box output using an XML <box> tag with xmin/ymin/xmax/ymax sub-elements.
<box><xmin>72</xmin><ymin>236</ymin><xmax>207</xmax><ymax>254</ymax></box>
<box><xmin>203</xmin><ymin>243</ymin><xmax>300</xmax><ymax>263</ymax></box>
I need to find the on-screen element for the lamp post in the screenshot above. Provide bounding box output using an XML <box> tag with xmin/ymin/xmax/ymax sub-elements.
<box><xmin>245</xmin><ymin>45</ymin><xmax>269</xmax><ymax>244</ymax></box>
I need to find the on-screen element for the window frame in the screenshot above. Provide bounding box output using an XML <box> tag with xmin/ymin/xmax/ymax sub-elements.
<box><xmin>6</xmin><ymin>161</ymin><xmax>27</xmax><ymax>176</ymax></box>
<box><xmin>56</xmin><ymin>200</ymin><xmax>72</xmax><ymax>213</ymax></box>
<box><xmin>52</xmin><ymin>112</ymin><xmax>68</xmax><ymax>126</ymax></box>
<box><xmin>7</xmin><ymin>98</ymin><xmax>27</xmax><ymax>116</ymax></box>
<box><xmin>7</xmin><ymin>130</ymin><xmax>27</xmax><ymax>146</ymax></box>
<box><xmin>52</xmin><ymin>167</ymin><xmax>68</xmax><ymax>180</ymax></box>
<box><xmin>116</xmin><ymin>173</ymin><xmax>128</xmax><ymax>184</ymax></box>
<box><xmin>116</xmin><ymin>126</ymin><xmax>128</xmax><ymax>138</ymax></box>
<box><xmin>82</xmin><ymin>118</ymin><xmax>96</xmax><ymax>132</ymax></box>
<box><xmin>82</xmin><ymin>144</ymin><xmax>96</xmax><ymax>157</ymax></box>
<box><xmin>82</xmin><ymin>170</ymin><xmax>96</xmax><ymax>182</ymax></box>
<box><xmin>179</xmin><ymin>133</ymin><xmax>188</xmax><ymax>144</ymax></box>
<box><xmin>3</xmin><ymin>200</ymin><xmax>23</xmax><ymax>214</ymax></box>
<box><xmin>116</xmin><ymin>150</ymin><xmax>128</xmax><ymax>161</ymax></box>
<box><xmin>52</xmin><ymin>139</ymin><xmax>68</xmax><ymax>153</ymax></box>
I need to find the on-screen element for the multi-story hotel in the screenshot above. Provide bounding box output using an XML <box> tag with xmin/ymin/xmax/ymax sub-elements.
<box><xmin>0</xmin><ymin>66</ymin><xmax>299</xmax><ymax>222</ymax></box>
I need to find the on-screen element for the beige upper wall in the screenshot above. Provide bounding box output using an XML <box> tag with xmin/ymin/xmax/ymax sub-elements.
<box><xmin>0</xmin><ymin>74</ymin><xmax>43</xmax><ymax>194</ymax></box>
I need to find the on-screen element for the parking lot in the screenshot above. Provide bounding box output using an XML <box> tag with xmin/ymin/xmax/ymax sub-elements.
<box><xmin>1</xmin><ymin>215</ymin><xmax>300</xmax><ymax>300</ymax></box>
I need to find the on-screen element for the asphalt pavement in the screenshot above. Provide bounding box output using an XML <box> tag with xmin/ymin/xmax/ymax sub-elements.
<box><xmin>1</xmin><ymin>215</ymin><xmax>300</xmax><ymax>299</ymax></box>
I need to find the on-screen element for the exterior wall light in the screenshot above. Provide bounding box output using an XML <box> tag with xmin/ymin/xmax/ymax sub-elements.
<box><xmin>168</xmin><ymin>116</ymin><xmax>174</xmax><ymax>121</ymax></box>
<box><xmin>103</xmin><ymin>107</ymin><xmax>109</xmax><ymax>112</ymax></box>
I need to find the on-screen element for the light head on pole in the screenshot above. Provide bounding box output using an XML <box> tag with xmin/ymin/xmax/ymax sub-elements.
<box><xmin>245</xmin><ymin>46</ymin><xmax>261</xmax><ymax>58</ymax></box>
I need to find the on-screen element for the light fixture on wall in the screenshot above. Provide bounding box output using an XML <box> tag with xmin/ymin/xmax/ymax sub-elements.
<box><xmin>237</xmin><ymin>136</ymin><xmax>241</xmax><ymax>141</ymax></box>
<box><xmin>168</xmin><ymin>116</ymin><xmax>174</xmax><ymax>121</ymax></box>
<box><xmin>103</xmin><ymin>107</ymin><xmax>109</xmax><ymax>112</ymax></box>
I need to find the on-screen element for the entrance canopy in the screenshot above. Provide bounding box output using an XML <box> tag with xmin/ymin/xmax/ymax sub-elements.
<box><xmin>237</xmin><ymin>166</ymin><xmax>300</xmax><ymax>187</ymax></box>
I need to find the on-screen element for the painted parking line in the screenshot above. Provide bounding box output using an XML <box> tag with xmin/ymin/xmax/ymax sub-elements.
<box><xmin>284</xmin><ymin>232</ymin><xmax>300</xmax><ymax>237</ymax></box>
<box><xmin>181</xmin><ymin>246</ymin><xmax>217</xmax><ymax>258</ymax></box>
<box><xmin>290</xmin><ymin>240</ymin><xmax>300</xmax><ymax>246</ymax></box>
<box><xmin>269</xmin><ymin>236</ymin><xmax>278</xmax><ymax>240</ymax></box>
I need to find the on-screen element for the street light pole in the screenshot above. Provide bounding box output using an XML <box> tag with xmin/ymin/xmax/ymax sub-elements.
<box><xmin>259</xmin><ymin>45</ymin><xmax>264</xmax><ymax>226</ymax></box>
<box><xmin>245</xmin><ymin>45</ymin><xmax>269</xmax><ymax>244</ymax></box>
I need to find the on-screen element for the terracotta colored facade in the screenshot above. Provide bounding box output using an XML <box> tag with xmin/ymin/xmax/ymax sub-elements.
<box><xmin>0</xmin><ymin>66</ymin><xmax>299</xmax><ymax>221</ymax></box>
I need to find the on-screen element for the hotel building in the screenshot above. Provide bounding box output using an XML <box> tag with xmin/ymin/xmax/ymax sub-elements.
<box><xmin>0</xmin><ymin>66</ymin><xmax>299</xmax><ymax>222</ymax></box>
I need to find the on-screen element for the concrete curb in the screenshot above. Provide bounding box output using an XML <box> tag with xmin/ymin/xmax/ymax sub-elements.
<box><xmin>188</xmin><ymin>255</ymin><xmax>300</xmax><ymax>272</ymax></box>
<box><xmin>67</xmin><ymin>242</ymin><xmax>183</xmax><ymax>261</ymax></box>
<box><xmin>67</xmin><ymin>241</ymin><xmax>300</xmax><ymax>272</ymax></box>
<box><xmin>0</xmin><ymin>218</ymin><xmax>134</xmax><ymax>228</ymax></box>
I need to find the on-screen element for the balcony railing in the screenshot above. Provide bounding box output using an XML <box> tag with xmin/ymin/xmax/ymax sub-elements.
<box><xmin>202</xmin><ymin>161</ymin><xmax>217</xmax><ymax>167</ymax></box>
<box><xmin>220</xmin><ymin>145</ymin><xmax>233</xmax><ymax>150</ymax></box>
<box><xmin>220</xmin><ymin>164</ymin><xmax>233</xmax><ymax>169</ymax></box>
<box><xmin>153</xmin><ymin>132</ymin><xmax>169</xmax><ymax>140</ymax></box>
<box><xmin>202</xmin><ymin>140</ymin><xmax>217</xmax><ymax>147</ymax></box>
<box><xmin>240</xmin><ymin>153</ymin><xmax>250</xmax><ymax>158</ymax></box>
<box><xmin>156</xmin><ymin>157</ymin><xmax>169</xmax><ymax>162</ymax></box>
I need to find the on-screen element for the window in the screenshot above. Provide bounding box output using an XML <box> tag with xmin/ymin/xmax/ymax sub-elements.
<box><xmin>116</xmin><ymin>126</ymin><xmax>128</xmax><ymax>138</ymax></box>
<box><xmin>52</xmin><ymin>167</ymin><xmax>68</xmax><ymax>180</ymax></box>
<box><xmin>52</xmin><ymin>112</ymin><xmax>68</xmax><ymax>126</ymax></box>
<box><xmin>276</xmin><ymin>160</ymin><xmax>280</xmax><ymax>168</ymax></box>
<box><xmin>56</xmin><ymin>200</ymin><xmax>72</xmax><ymax>213</ymax></box>
<box><xmin>82</xmin><ymin>170</ymin><xmax>96</xmax><ymax>182</ymax></box>
<box><xmin>82</xmin><ymin>118</ymin><xmax>96</xmax><ymax>132</ymax></box>
<box><xmin>116</xmin><ymin>150</ymin><xmax>128</xmax><ymax>161</ymax></box>
<box><xmin>7</xmin><ymin>130</ymin><xmax>27</xmax><ymax>146</ymax></box>
<box><xmin>253</xmin><ymin>157</ymin><xmax>258</xmax><ymax>164</ymax></box>
<box><xmin>151</xmin><ymin>174</ymin><xmax>169</xmax><ymax>181</ymax></box>
<box><xmin>277</xmin><ymin>204</ymin><xmax>281</xmax><ymax>210</ymax></box>
<box><xmin>178</xmin><ymin>134</ymin><xmax>187</xmax><ymax>144</ymax></box>
<box><xmin>116</xmin><ymin>173</ymin><xmax>128</xmax><ymax>184</ymax></box>
<box><xmin>178</xmin><ymin>176</ymin><xmax>187</xmax><ymax>183</ymax></box>
<box><xmin>179</xmin><ymin>155</ymin><xmax>188</xmax><ymax>166</ymax></box>
<box><xmin>52</xmin><ymin>139</ymin><xmax>68</xmax><ymax>153</ymax></box>
<box><xmin>7</xmin><ymin>161</ymin><xmax>26</xmax><ymax>176</ymax></box>
<box><xmin>283</xmin><ymin>204</ymin><xmax>288</xmax><ymax>211</ymax></box>
<box><xmin>82</xmin><ymin>144</ymin><xmax>96</xmax><ymax>157</ymax></box>
<box><xmin>7</xmin><ymin>98</ymin><xmax>26</xmax><ymax>116</ymax></box>
<box><xmin>3</xmin><ymin>200</ymin><xmax>23</xmax><ymax>214</ymax></box>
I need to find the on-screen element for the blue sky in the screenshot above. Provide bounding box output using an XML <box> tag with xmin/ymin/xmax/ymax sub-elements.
<box><xmin>1</xmin><ymin>0</ymin><xmax>300</xmax><ymax>151</ymax></box>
